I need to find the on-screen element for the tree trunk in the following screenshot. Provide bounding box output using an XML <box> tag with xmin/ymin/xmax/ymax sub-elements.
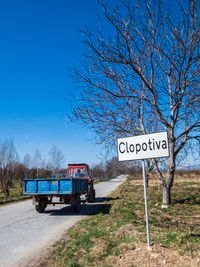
<box><xmin>5</xmin><ymin>187</ymin><xmax>10</xmax><ymax>197</ymax></box>
<box><xmin>162</xmin><ymin>136</ymin><xmax>175</xmax><ymax>205</ymax></box>
<box><xmin>20</xmin><ymin>180</ymin><xmax>24</xmax><ymax>195</ymax></box>
<box><xmin>162</xmin><ymin>183</ymin><xmax>171</xmax><ymax>204</ymax></box>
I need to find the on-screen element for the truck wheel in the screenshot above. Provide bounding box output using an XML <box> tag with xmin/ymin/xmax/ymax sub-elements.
<box><xmin>87</xmin><ymin>190</ymin><xmax>95</xmax><ymax>203</ymax></box>
<box><xmin>70</xmin><ymin>194</ymin><xmax>81</xmax><ymax>213</ymax></box>
<box><xmin>87</xmin><ymin>184</ymin><xmax>95</xmax><ymax>203</ymax></box>
<box><xmin>35</xmin><ymin>197</ymin><xmax>48</xmax><ymax>213</ymax></box>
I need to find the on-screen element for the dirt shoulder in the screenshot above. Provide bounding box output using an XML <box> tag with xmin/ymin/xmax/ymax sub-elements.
<box><xmin>105</xmin><ymin>243</ymin><xmax>200</xmax><ymax>267</ymax></box>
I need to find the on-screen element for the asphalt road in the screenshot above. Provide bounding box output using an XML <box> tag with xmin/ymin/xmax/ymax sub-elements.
<box><xmin>0</xmin><ymin>175</ymin><xmax>126</xmax><ymax>267</ymax></box>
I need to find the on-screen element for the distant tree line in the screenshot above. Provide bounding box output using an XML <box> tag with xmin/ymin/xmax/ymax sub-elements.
<box><xmin>0</xmin><ymin>139</ymin><xmax>65</xmax><ymax>196</ymax></box>
<box><xmin>90</xmin><ymin>157</ymin><xmax>142</xmax><ymax>182</ymax></box>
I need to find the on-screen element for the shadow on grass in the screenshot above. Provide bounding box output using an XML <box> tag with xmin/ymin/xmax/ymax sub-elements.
<box><xmin>44</xmin><ymin>196</ymin><xmax>118</xmax><ymax>217</ymax></box>
<box><xmin>94</xmin><ymin>196</ymin><xmax>120</xmax><ymax>202</ymax></box>
<box><xmin>172</xmin><ymin>197</ymin><xmax>200</xmax><ymax>205</ymax></box>
<box><xmin>189</xmin><ymin>233</ymin><xmax>200</xmax><ymax>238</ymax></box>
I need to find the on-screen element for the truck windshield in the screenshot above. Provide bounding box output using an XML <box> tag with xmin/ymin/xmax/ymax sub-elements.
<box><xmin>69</xmin><ymin>168</ymin><xmax>86</xmax><ymax>178</ymax></box>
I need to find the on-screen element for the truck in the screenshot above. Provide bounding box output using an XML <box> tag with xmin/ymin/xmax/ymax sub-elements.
<box><xmin>24</xmin><ymin>163</ymin><xmax>95</xmax><ymax>213</ymax></box>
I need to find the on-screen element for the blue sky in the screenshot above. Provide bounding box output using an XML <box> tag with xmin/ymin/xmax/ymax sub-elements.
<box><xmin>0</xmin><ymin>0</ymin><xmax>109</xmax><ymax>167</ymax></box>
<box><xmin>0</xmin><ymin>0</ymin><xmax>199</xmax><ymax>170</ymax></box>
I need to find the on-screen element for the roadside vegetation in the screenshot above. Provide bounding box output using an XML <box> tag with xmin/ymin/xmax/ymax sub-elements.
<box><xmin>0</xmin><ymin>181</ymin><xmax>30</xmax><ymax>204</ymax></box>
<box><xmin>0</xmin><ymin>139</ymin><xmax>65</xmax><ymax>198</ymax></box>
<box><xmin>44</xmin><ymin>173</ymin><xmax>200</xmax><ymax>267</ymax></box>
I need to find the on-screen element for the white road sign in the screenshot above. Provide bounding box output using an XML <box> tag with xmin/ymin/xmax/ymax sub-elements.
<box><xmin>118</xmin><ymin>131</ymin><xmax>169</xmax><ymax>161</ymax></box>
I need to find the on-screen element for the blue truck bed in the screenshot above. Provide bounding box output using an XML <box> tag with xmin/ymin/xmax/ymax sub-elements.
<box><xmin>24</xmin><ymin>164</ymin><xmax>95</xmax><ymax>213</ymax></box>
<box><xmin>24</xmin><ymin>177</ymin><xmax>88</xmax><ymax>195</ymax></box>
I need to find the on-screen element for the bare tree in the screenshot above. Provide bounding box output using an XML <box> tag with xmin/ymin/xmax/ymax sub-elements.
<box><xmin>14</xmin><ymin>163</ymin><xmax>26</xmax><ymax>192</ymax></box>
<box><xmin>33</xmin><ymin>149</ymin><xmax>42</xmax><ymax>178</ymax></box>
<box><xmin>106</xmin><ymin>157</ymin><xmax>127</xmax><ymax>178</ymax></box>
<box><xmin>48</xmin><ymin>146</ymin><xmax>65</xmax><ymax>171</ymax></box>
<box><xmin>0</xmin><ymin>139</ymin><xmax>17</xmax><ymax>196</ymax></box>
<box><xmin>69</xmin><ymin>0</ymin><xmax>200</xmax><ymax>204</ymax></box>
<box><xmin>90</xmin><ymin>163</ymin><xmax>106</xmax><ymax>181</ymax></box>
<box><xmin>24</xmin><ymin>153</ymin><xmax>32</xmax><ymax>169</ymax></box>
<box><xmin>23</xmin><ymin>153</ymin><xmax>32</xmax><ymax>178</ymax></box>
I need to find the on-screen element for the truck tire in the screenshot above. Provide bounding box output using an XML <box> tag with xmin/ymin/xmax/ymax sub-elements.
<box><xmin>35</xmin><ymin>197</ymin><xmax>48</xmax><ymax>213</ymax></box>
<box><xmin>87</xmin><ymin>184</ymin><xmax>95</xmax><ymax>203</ymax></box>
<box><xmin>70</xmin><ymin>194</ymin><xmax>81</xmax><ymax>213</ymax></box>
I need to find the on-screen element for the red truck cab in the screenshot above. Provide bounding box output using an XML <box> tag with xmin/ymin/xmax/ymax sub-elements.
<box><xmin>67</xmin><ymin>163</ymin><xmax>89</xmax><ymax>179</ymax></box>
<box><xmin>67</xmin><ymin>163</ymin><xmax>95</xmax><ymax>202</ymax></box>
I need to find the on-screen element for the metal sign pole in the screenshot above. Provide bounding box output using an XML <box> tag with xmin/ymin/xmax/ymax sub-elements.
<box><xmin>142</xmin><ymin>160</ymin><xmax>150</xmax><ymax>247</ymax></box>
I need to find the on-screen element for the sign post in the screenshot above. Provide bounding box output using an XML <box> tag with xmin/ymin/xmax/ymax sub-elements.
<box><xmin>118</xmin><ymin>132</ymin><xmax>169</xmax><ymax>247</ymax></box>
<box><xmin>142</xmin><ymin>160</ymin><xmax>150</xmax><ymax>247</ymax></box>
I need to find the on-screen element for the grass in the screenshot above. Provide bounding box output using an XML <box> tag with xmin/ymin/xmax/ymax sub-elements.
<box><xmin>45</xmin><ymin>179</ymin><xmax>200</xmax><ymax>267</ymax></box>
<box><xmin>0</xmin><ymin>181</ymin><xmax>30</xmax><ymax>205</ymax></box>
